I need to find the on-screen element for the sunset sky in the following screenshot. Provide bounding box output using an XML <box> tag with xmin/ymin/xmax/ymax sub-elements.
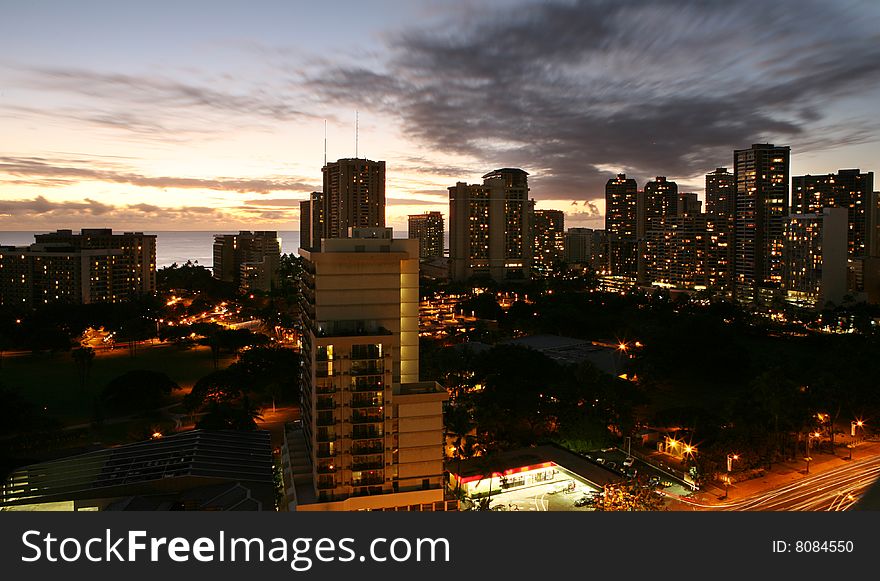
<box><xmin>2</xmin><ymin>0</ymin><xmax>880</xmax><ymax>232</ymax></box>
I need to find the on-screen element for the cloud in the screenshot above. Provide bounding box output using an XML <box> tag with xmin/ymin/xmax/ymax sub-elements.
<box><xmin>0</xmin><ymin>156</ymin><xmax>317</xmax><ymax>194</ymax></box>
<box><xmin>307</xmin><ymin>0</ymin><xmax>880</xmax><ymax>199</ymax></box>
<box><xmin>0</xmin><ymin>195</ymin><xmax>266</xmax><ymax>229</ymax></box>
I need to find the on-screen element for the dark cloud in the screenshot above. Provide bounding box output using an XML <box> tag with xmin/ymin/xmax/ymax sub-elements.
<box><xmin>0</xmin><ymin>156</ymin><xmax>317</xmax><ymax>194</ymax></box>
<box><xmin>308</xmin><ymin>0</ymin><xmax>880</xmax><ymax>199</ymax></box>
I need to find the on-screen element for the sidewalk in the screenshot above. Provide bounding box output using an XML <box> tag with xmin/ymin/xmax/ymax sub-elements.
<box><xmin>691</xmin><ymin>440</ymin><xmax>880</xmax><ymax>505</ymax></box>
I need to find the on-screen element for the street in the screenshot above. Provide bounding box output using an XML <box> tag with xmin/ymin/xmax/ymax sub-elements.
<box><xmin>669</xmin><ymin>455</ymin><xmax>880</xmax><ymax>511</ymax></box>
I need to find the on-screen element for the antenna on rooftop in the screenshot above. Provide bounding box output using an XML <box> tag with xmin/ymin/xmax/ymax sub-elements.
<box><xmin>355</xmin><ymin>110</ymin><xmax>359</xmax><ymax>159</ymax></box>
<box><xmin>323</xmin><ymin>119</ymin><xmax>327</xmax><ymax>166</ymax></box>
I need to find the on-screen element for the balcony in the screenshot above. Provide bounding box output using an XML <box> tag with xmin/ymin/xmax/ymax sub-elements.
<box><xmin>351</xmin><ymin>428</ymin><xmax>383</xmax><ymax>440</ymax></box>
<box><xmin>352</xmin><ymin>412</ymin><xmax>384</xmax><ymax>424</ymax></box>
<box><xmin>315</xmin><ymin>415</ymin><xmax>335</xmax><ymax>427</ymax></box>
<box><xmin>317</xmin><ymin>478</ymin><xmax>336</xmax><ymax>490</ymax></box>
<box><xmin>315</xmin><ymin>444</ymin><xmax>335</xmax><ymax>457</ymax></box>
<box><xmin>351</xmin><ymin>379</ymin><xmax>384</xmax><ymax>392</ymax></box>
<box><xmin>350</xmin><ymin>397</ymin><xmax>382</xmax><ymax>408</ymax></box>
<box><xmin>352</xmin><ymin>461</ymin><xmax>384</xmax><ymax>471</ymax></box>
<box><xmin>315</xmin><ymin>385</ymin><xmax>336</xmax><ymax>394</ymax></box>
<box><xmin>316</xmin><ymin>398</ymin><xmax>336</xmax><ymax>410</ymax></box>
<box><xmin>317</xmin><ymin>464</ymin><xmax>336</xmax><ymax>475</ymax></box>
<box><xmin>351</xmin><ymin>440</ymin><xmax>384</xmax><ymax>455</ymax></box>
<box><xmin>315</xmin><ymin>430</ymin><xmax>336</xmax><ymax>443</ymax></box>
<box><xmin>350</xmin><ymin>365</ymin><xmax>384</xmax><ymax>377</ymax></box>
<box><xmin>352</xmin><ymin>475</ymin><xmax>384</xmax><ymax>487</ymax></box>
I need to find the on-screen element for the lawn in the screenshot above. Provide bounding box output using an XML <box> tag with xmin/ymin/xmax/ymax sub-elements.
<box><xmin>0</xmin><ymin>343</ymin><xmax>236</xmax><ymax>426</ymax></box>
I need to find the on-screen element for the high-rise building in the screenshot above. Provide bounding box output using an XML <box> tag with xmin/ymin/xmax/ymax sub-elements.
<box><xmin>783</xmin><ymin>208</ymin><xmax>848</xmax><ymax>308</ymax></box>
<box><xmin>637</xmin><ymin>177</ymin><xmax>679</xmax><ymax>282</ymax></box>
<box><xmin>705</xmin><ymin>167</ymin><xmax>735</xmax><ymax>220</ymax></box>
<box><xmin>639</xmin><ymin>176</ymin><xmax>679</xmax><ymax>236</ymax></box>
<box><xmin>408</xmin><ymin>211</ymin><xmax>444</xmax><ymax>259</ymax></box>
<box><xmin>300</xmin><ymin>191</ymin><xmax>325</xmax><ymax>252</ymax></box>
<box><xmin>322</xmin><ymin>158</ymin><xmax>385</xmax><ymax>239</ymax></box>
<box><xmin>1</xmin><ymin>229</ymin><xmax>156</xmax><ymax>307</ymax></box>
<box><xmin>642</xmin><ymin>215</ymin><xmax>730</xmax><ymax>290</ymax></box>
<box><xmin>448</xmin><ymin>168</ymin><xmax>533</xmax><ymax>282</ymax></box>
<box><xmin>213</xmin><ymin>231</ymin><xmax>281</xmax><ymax>292</ymax></box>
<box><xmin>791</xmin><ymin>169</ymin><xmax>876</xmax><ymax>259</ymax></box>
<box><xmin>678</xmin><ymin>192</ymin><xmax>702</xmax><ymax>216</ymax></box>
<box><xmin>733</xmin><ymin>143</ymin><xmax>790</xmax><ymax>302</ymax></box>
<box><xmin>564</xmin><ymin>228</ymin><xmax>608</xmax><ymax>274</ymax></box>
<box><xmin>287</xmin><ymin>228</ymin><xmax>450</xmax><ymax>511</ymax></box>
<box><xmin>533</xmin><ymin>209</ymin><xmax>565</xmax><ymax>277</ymax></box>
<box><xmin>605</xmin><ymin>174</ymin><xmax>639</xmax><ymax>278</ymax></box>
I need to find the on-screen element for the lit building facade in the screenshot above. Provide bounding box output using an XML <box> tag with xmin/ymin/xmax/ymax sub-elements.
<box><xmin>449</xmin><ymin>168</ymin><xmax>533</xmax><ymax>282</ymax></box>
<box><xmin>322</xmin><ymin>158</ymin><xmax>385</xmax><ymax>239</ymax></box>
<box><xmin>287</xmin><ymin>228</ymin><xmax>449</xmax><ymax>511</ymax></box>
<box><xmin>733</xmin><ymin>143</ymin><xmax>790</xmax><ymax>302</ymax></box>
<box><xmin>783</xmin><ymin>208</ymin><xmax>848</xmax><ymax>308</ymax></box>
<box><xmin>791</xmin><ymin>169</ymin><xmax>876</xmax><ymax>259</ymax></box>
<box><xmin>642</xmin><ymin>215</ymin><xmax>730</xmax><ymax>290</ymax></box>
<box><xmin>605</xmin><ymin>174</ymin><xmax>639</xmax><ymax>278</ymax></box>
<box><xmin>638</xmin><ymin>176</ymin><xmax>679</xmax><ymax>283</ymax></box>
<box><xmin>408</xmin><ymin>211</ymin><xmax>444</xmax><ymax>259</ymax></box>
<box><xmin>532</xmin><ymin>209</ymin><xmax>565</xmax><ymax>277</ymax></box>
<box><xmin>705</xmin><ymin>167</ymin><xmax>735</xmax><ymax>220</ymax></box>
<box><xmin>1</xmin><ymin>229</ymin><xmax>156</xmax><ymax>307</ymax></box>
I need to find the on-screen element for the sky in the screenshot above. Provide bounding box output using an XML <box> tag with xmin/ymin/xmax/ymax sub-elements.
<box><xmin>2</xmin><ymin>0</ymin><xmax>880</xmax><ymax>233</ymax></box>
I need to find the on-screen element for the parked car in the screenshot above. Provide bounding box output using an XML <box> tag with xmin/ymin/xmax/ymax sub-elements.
<box><xmin>623</xmin><ymin>457</ymin><xmax>635</xmax><ymax>468</ymax></box>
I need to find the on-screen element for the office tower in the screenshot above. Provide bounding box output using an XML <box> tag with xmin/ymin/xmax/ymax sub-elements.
<box><xmin>300</xmin><ymin>191</ymin><xmax>325</xmax><ymax>251</ymax></box>
<box><xmin>705</xmin><ymin>167</ymin><xmax>735</xmax><ymax>220</ymax></box>
<box><xmin>733</xmin><ymin>143</ymin><xmax>791</xmax><ymax>302</ymax></box>
<box><xmin>678</xmin><ymin>192</ymin><xmax>702</xmax><ymax>216</ymax></box>
<box><xmin>1</xmin><ymin>229</ymin><xmax>157</xmax><ymax>307</ymax></box>
<box><xmin>213</xmin><ymin>231</ymin><xmax>281</xmax><ymax>292</ymax></box>
<box><xmin>322</xmin><ymin>158</ymin><xmax>385</xmax><ymax>239</ymax></box>
<box><xmin>791</xmin><ymin>169</ymin><xmax>876</xmax><ymax>259</ymax></box>
<box><xmin>605</xmin><ymin>174</ymin><xmax>639</xmax><ymax>278</ymax></box>
<box><xmin>532</xmin><ymin>209</ymin><xmax>565</xmax><ymax>277</ymax></box>
<box><xmin>448</xmin><ymin>168</ymin><xmax>533</xmax><ymax>282</ymax></box>
<box><xmin>408</xmin><ymin>211</ymin><xmax>445</xmax><ymax>259</ymax></box>
<box><xmin>783</xmin><ymin>208</ymin><xmax>848</xmax><ymax>308</ymax></box>
<box><xmin>287</xmin><ymin>228</ymin><xmax>450</xmax><ymax>511</ymax></box>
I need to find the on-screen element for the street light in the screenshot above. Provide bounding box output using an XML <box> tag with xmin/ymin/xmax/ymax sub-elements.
<box><xmin>726</xmin><ymin>453</ymin><xmax>739</xmax><ymax>473</ymax></box>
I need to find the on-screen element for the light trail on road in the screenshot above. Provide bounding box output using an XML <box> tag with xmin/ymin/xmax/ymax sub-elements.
<box><xmin>669</xmin><ymin>455</ymin><xmax>880</xmax><ymax>511</ymax></box>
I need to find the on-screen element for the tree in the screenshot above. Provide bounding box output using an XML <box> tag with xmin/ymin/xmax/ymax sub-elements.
<box><xmin>71</xmin><ymin>346</ymin><xmax>96</xmax><ymax>392</ymax></box>
<box><xmin>195</xmin><ymin>396</ymin><xmax>263</xmax><ymax>431</ymax></box>
<box><xmin>184</xmin><ymin>369</ymin><xmax>246</xmax><ymax>413</ymax></box>
<box><xmin>101</xmin><ymin>370</ymin><xmax>180</xmax><ymax>412</ymax></box>
<box><xmin>597</xmin><ymin>478</ymin><xmax>666</xmax><ymax>511</ymax></box>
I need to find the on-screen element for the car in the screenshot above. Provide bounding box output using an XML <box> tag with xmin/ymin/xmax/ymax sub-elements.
<box><xmin>574</xmin><ymin>495</ymin><xmax>596</xmax><ymax>508</ymax></box>
<box><xmin>623</xmin><ymin>457</ymin><xmax>635</xmax><ymax>468</ymax></box>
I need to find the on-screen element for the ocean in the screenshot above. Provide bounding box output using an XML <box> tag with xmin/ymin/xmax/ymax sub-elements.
<box><xmin>1</xmin><ymin>230</ymin><xmax>411</xmax><ymax>268</ymax></box>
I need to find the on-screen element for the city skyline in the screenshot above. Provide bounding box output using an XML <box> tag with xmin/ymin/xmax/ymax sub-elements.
<box><xmin>3</xmin><ymin>0</ymin><xmax>880</xmax><ymax>232</ymax></box>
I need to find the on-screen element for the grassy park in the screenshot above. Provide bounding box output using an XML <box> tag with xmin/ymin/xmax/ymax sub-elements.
<box><xmin>0</xmin><ymin>343</ymin><xmax>236</xmax><ymax>426</ymax></box>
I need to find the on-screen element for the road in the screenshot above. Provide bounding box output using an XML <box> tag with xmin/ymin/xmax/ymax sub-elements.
<box><xmin>671</xmin><ymin>455</ymin><xmax>880</xmax><ymax>511</ymax></box>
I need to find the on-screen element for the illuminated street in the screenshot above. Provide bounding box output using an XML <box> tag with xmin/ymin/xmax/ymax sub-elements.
<box><xmin>671</xmin><ymin>455</ymin><xmax>880</xmax><ymax>511</ymax></box>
